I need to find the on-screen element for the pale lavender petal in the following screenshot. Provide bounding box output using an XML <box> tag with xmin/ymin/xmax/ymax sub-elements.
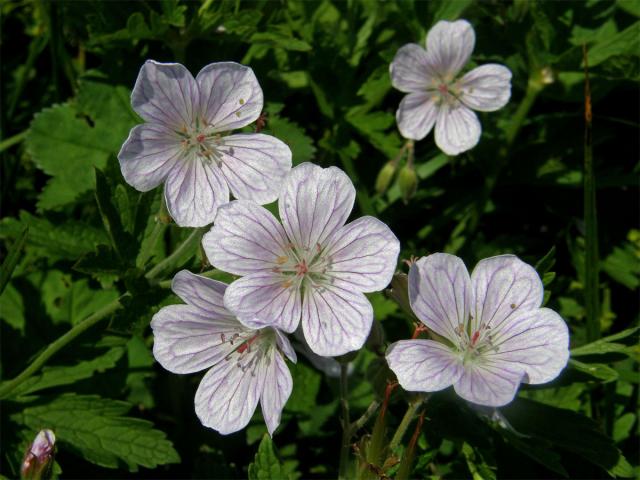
<box><xmin>396</xmin><ymin>92</ymin><xmax>439</xmax><ymax>141</ymax></box>
<box><xmin>324</xmin><ymin>216</ymin><xmax>400</xmax><ymax>292</ymax></box>
<box><xmin>386</xmin><ymin>339</ymin><xmax>464</xmax><ymax>392</ymax></box>
<box><xmin>218</xmin><ymin>133</ymin><xmax>292</xmax><ymax>205</ymax></box>
<box><xmin>203</xmin><ymin>200</ymin><xmax>289</xmax><ymax>276</ymax></box>
<box><xmin>425</xmin><ymin>20</ymin><xmax>475</xmax><ymax>78</ymax></box>
<box><xmin>150</xmin><ymin>304</ymin><xmax>244</xmax><ymax>374</ymax></box>
<box><xmin>260</xmin><ymin>350</ymin><xmax>293</xmax><ymax>436</ymax></box>
<box><xmin>279</xmin><ymin>163</ymin><xmax>355</xmax><ymax>251</ymax></box>
<box><xmin>163</xmin><ymin>154</ymin><xmax>229</xmax><ymax>227</ymax></box>
<box><xmin>194</xmin><ymin>348</ymin><xmax>266</xmax><ymax>434</ymax></box>
<box><xmin>453</xmin><ymin>360</ymin><xmax>524</xmax><ymax>407</ymax></box>
<box><xmin>224</xmin><ymin>272</ymin><xmax>302</xmax><ymax>333</ymax></box>
<box><xmin>389</xmin><ymin>44</ymin><xmax>436</xmax><ymax>93</ymax></box>
<box><xmin>274</xmin><ymin>329</ymin><xmax>297</xmax><ymax>363</ymax></box>
<box><xmin>118</xmin><ymin>124</ymin><xmax>183</xmax><ymax>192</ymax></box>
<box><xmin>485</xmin><ymin>307</ymin><xmax>569</xmax><ymax>385</ymax></box>
<box><xmin>434</xmin><ymin>103</ymin><xmax>481</xmax><ymax>156</ymax></box>
<box><xmin>196</xmin><ymin>62</ymin><xmax>263</xmax><ymax>132</ymax></box>
<box><xmin>459</xmin><ymin>64</ymin><xmax>512</xmax><ymax>112</ymax></box>
<box><xmin>409</xmin><ymin>253</ymin><xmax>472</xmax><ymax>343</ymax></box>
<box><xmin>469</xmin><ymin>255</ymin><xmax>543</xmax><ymax>335</ymax></box>
<box><xmin>301</xmin><ymin>284</ymin><xmax>373</xmax><ymax>357</ymax></box>
<box><xmin>131</xmin><ymin>60</ymin><xmax>199</xmax><ymax>129</ymax></box>
<box><xmin>171</xmin><ymin>270</ymin><xmax>232</xmax><ymax>319</ymax></box>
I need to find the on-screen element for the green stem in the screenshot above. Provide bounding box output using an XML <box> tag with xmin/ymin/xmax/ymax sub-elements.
<box><xmin>0</xmin><ymin>294</ymin><xmax>128</xmax><ymax>399</ymax></box>
<box><xmin>504</xmin><ymin>76</ymin><xmax>544</xmax><ymax>149</ymax></box>
<box><xmin>145</xmin><ymin>227</ymin><xmax>205</xmax><ymax>282</ymax></box>
<box><xmin>338</xmin><ymin>362</ymin><xmax>351</xmax><ymax>480</ymax></box>
<box><xmin>389</xmin><ymin>398</ymin><xmax>423</xmax><ymax>451</ymax></box>
<box><xmin>0</xmin><ymin>131</ymin><xmax>28</xmax><ymax>153</ymax></box>
<box><xmin>137</xmin><ymin>201</ymin><xmax>169</xmax><ymax>268</ymax></box>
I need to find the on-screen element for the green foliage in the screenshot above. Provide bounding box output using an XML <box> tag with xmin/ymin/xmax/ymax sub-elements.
<box><xmin>248</xmin><ymin>435</ymin><xmax>288</xmax><ymax>480</ymax></box>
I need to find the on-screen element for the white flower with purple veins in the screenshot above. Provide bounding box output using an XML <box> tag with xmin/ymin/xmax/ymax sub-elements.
<box><xmin>118</xmin><ymin>60</ymin><xmax>292</xmax><ymax>227</ymax></box>
<box><xmin>203</xmin><ymin>162</ymin><xmax>400</xmax><ymax>357</ymax></box>
<box><xmin>390</xmin><ymin>20</ymin><xmax>512</xmax><ymax>155</ymax></box>
<box><xmin>386</xmin><ymin>253</ymin><xmax>569</xmax><ymax>407</ymax></box>
<box><xmin>151</xmin><ymin>270</ymin><xmax>296</xmax><ymax>435</ymax></box>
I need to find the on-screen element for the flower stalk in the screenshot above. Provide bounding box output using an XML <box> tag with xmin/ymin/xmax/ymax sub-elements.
<box><xmin>389</xmin><ymin>396</ymin><xmax>425</xmax><ymax>451</ymax></box>
<box><xmin>338</xmin><ymin>361</ymin><xmax>352</xmax><ymax>480</ymax></box>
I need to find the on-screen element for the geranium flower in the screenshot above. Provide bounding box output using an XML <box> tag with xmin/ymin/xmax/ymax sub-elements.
<box><xmin>386</xmin><ymin>253</ymin><xmax>569</xmax><ymax>407</ymax></box>
<box><xmin>151</xmin><ymin>270</ymin><xmax>296</xmax><ymax>435</ymax></box>
<box><xmin>203</xmin><ymin>162</ymin><xmax>400</xmax><ymax>357</ymax></box>
<box><xmin>390</xmin><ymin>20</ymin><xmax>512</xmax><ymax>155</ymax></box>
<box><xmin>118</xmin><ymin>60</ymin><xmax>292</xmax><ymax>227</ymax></box>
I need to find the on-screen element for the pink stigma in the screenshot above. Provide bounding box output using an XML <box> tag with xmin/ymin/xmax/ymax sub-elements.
<box><xmin>196</xmin><ymin>133</ymin><xmax>206</xmax><ymax>143</ymax></box>
<box><xmin>471</xmin><ymin>330</ymin><xmax>480</xmax><ymax>347</ymax></box>
<box><xmin>295</xmin><ymin>260</ymin><xmax>308</xmax><ymax>276</ymax></box>
<box><xmin>237</xmin><ymin>334</ymin><xmax>259</xmax><ymax>354</ymax></box>
<box><xmin>438</xmin><ymin>84</ymin><xmax>448</xmax><ymax>95</ymax></box>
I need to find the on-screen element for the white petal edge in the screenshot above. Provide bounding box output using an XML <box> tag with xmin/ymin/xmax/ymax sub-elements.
<box><xmin>218</xmin><ymin>133</ymin><xmax>292</xmax><ymax>205</ymax></box>
<box><xmin>386</xmin><ymin>339</ymin><xmax>464</xmax><ymax>392</ymax></box>
<box><xmin>279</xmin><ymin>163</ymin><xmax>355</xmax><ymax>251</ymax></box>
<box><xmin>325</xmin><ymin>216</ymin><xmax>400</xmax><ymax>293</ymax></box>
<box><xmin>485</xmin><ymin>307</ymin><xmax>570</xmax><ymax>385</ymax></box>
<box><xmin>453</xmin><ymin>359</ymin><xmax>524</xmax><ymax>407</ymax></box>
<box><xmin>425</xmin><ymin>20</ymin><xmax>475</xmax><ymax>78</ymax></box>
<box><xmin>459</xmin><ymin>64</ymin><xmax>512</xmax><ymax>112</ymax></box>
<box><xmin>408</xmin><ymin>253</ymin><xmax>473</xmax><ymax>343</ymax></box>
<box><xmin>396</xmin><ymin>92</ymin><xmax>439</xmax><ymax>141</ymax></box>
<box><xmin>131</xmin><ymin>60</ymin><xmax>199</xmax><ymax>129</ymax></box>
<box><xmin>260</xmin><ymin>350</ymin><xmax>293</xmax><ymax>436</ymax></box>
<box><xmin>163</xmin><ymin>154</ymin><xmax>229</xmax><ymax>227</ymax></box>
<box><xmin>203</xmin><ymin>200</ymin><xmax>289</xmax><ymax>276</ymax></box>
<box><xmin>194</xmin><ymin>349</ymin><xmax>266</xmax><ymax>434</ymax></box>
<box><xmin>389</xmin><ymin>43</ymin><xmax>435</xmax><ymax>93</ymax></box>
<box><xmin>224</xmin><ymin>272</ymin><xmax>302</xmax><ymax>333</ymax></box>
<box><xmin>434</xmin><ymin>103</ymin><xmax>481</xmax><ymax>156</ymax></box>
<box><xmin>301</xmin><ymin>284</ymin><xmax>373</xmax><ymax>357</ymax></box>
<box><xmin>196</xmin><ymin>62</ymin><xmax>263</xmax><ymax>132</ymax></box>
<box><xmin>171</xmin><ymin>270</ymin><xmax>232</xmax><ymax>318</ymax></box>
<box><xmin>470</xmin><ymin>254</ymin><xmax>544</xmax><ymax>335</ymax></box>
<box><xmin>118</xmin><ymin>124</ymin><xmax>183</xmax><ymax>192</ymax></box>
<box><xmin>274</xmin><ymin>328</ymin><xmax>297</xmax><ymax>363</ymax></box>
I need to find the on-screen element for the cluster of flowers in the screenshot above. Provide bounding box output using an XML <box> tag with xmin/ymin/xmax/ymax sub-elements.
<box><xmin>118</xmin><ymin>20</ymin><xmax>569</xmax><ymax>436</ymax></box>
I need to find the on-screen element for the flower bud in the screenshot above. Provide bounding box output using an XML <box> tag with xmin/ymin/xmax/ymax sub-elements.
<box><xmin>21</xmin><ymin>430</ymin><xmax>55</xmax><ymax>480</ymax></box>
<box><xmin>375</xmin><ymin>161</ymin><xmax>397</xmax><ymax>195</ymax></box>
<box><xmin>398</xmin><ymin>165</ymin><xmax>418</xmax><ymax>203</ymax></box>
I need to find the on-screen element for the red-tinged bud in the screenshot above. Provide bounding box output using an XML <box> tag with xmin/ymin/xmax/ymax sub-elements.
<box><xmin>21</xmin><ymin>429</ymin><xmax>55</xmax><ymax>480</ymax></box>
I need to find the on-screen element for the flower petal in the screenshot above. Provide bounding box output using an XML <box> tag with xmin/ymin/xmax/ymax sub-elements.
<box><xmin>150</xmin><ymin>305</ymin><xmax>245</xmax><ymax>374</ymax></box>
<box><xmin>217</xmin><ymin>133</ymin><xmax>292</xmax><ymax>205</ymax></box>
<box><xmin>196</xmin><ymin>62</ymin><xmax>263</xmax><ymax>132</ymax></box>
<box><xmin>203</xmin><ymin>200</ymin><xmax>289</xmax><ymax>276</ymax></box>
<box><xmin>274</xmin><ymin>329</ymin><xmax>297</xmax><ymax>363</ymax></box>
<box><xmin>171</xmin><ymin>270</ymin><xmax>232</xmax><ymax>318</ymax></box>
<box><xmin>396</xmin><ymin>92</ymin><xmax>439</xmax><ymax>141</ymax></box>
<box><xmin>118</xmin><ymin>124</ymin><xmax>183</xmax><ymax>192</ymax></box>
<box><xmin>224</xmin><ymin>272</ymin><xmax>302</xmax><ymax>333</ymax></box>
<box><xmin>131</xmin><ymin>60</ymin><xmax>199</xmax><ymax>129</ymax></box>
<box><xmin>163</xmin><ymin>155</ymin><xmax>229</xmax><ymax>227</ymax></box>
<box><xmin>386</xmin><ymin>339</ymin><xmax>463</xmax><ymax>392</ymax></box>
<box><xmin>485</xmin><ymin>307</ymin><xmax>570</xmax><ymax>385</ymax></box>
<box><xmin>301</xmin><ymin>284</ymin><xmax>373</xmax><ymax>356</ymax></box>
<box><xmin>194</xmin><ymin>349</ymin><xmax>266</xmax><ymax>434</ymax></box>
<box><xmin>459</xmin><ymin>64</ymin><xmax>512</xmax><ymax>112</ymax></box>
<box><xmin>325</xmin><ymin>216</ymin><xmax>400</xmax><ymax>292</ymax></box>
<box><xmin>453</xmin><ymin>360</ymin><xmax>524</xmax><ymax>407</ymax></box>
<box><xmin>425</xmin><ymin>20</ymin><xmax>475</xmax><ymax>78</ymax></box>
<box><xmin>434</xmin><ymin>103</ymin><xmax>481</xmax><ymax>156</ymax></box>
<box><xmin>279</xmin><ymin>163</ymin><xmax>355</xmax><ymax>251</ymax></box>
<box><xmin>260</xmin><ymin>350</ymin><xmax>293</xmax><ymax>436</ymax></box>
<box><xmin>470</xmin><ymin>255</ymin><xmax>543</xmax><ymax>334</ymax></box>
<box><xmin>389</xmin><ymin>44</ymin><xmax>435</xmax><ymax>93</ymax></box>
<box><xmin>409</xmin><ymin>253</ymin><xmax>472</xmax><ymax>343</ymax></box>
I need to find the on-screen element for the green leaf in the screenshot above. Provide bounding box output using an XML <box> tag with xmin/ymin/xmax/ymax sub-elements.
<box><xmin>8</xmin><ymin>347</ymin><xmax>126</xmax><ymax>397</ymax></box>
<box><xmin>534</xmin><ymin>246</ymin><xmax>556</xmax><ymax>275</ymax></box>
<box><xmin>586</xmin><ymin>21</ymin><xmax>640</xmax><ymax>67</ymax></box>
<box><xmin>266</xmin><ymin>116</ymin><xmax>316</xmax><ymax>165</ymax></box>
<box><xmin>602</xmin><ymin>240</ymin><xmax>640</xmax><ymax>289</ymax></box>
<box><xmin>248</xmin><ymin>434</ymin><xmax>286</xmax><ymax>480</ymax></box>
<box><xmin>462</xmin><ymin>442</ymin><xmax>496</xmax><ymax>480</ymax></box>
<box><xmin>617</xmin><ymin>0</ymin><xmax>640</xmax><ymax>17</ymax></box>
<box><xmin>250</xmin><ymin>28</ymin><xmax>312</xmax><ymax>52</ymax></box>
<box><xmin>432</xmin><ymin>0</ymin><xmax>473</xmax><ymax>21</ymax></box>
<box><xmin>570</xmin><ymin>326</ymin><xmax>639</xmax><ymax>357</ymax></box>
<box><xmin>26</xmin><ymin>81</ymin><xmax>137</xmax><ymax>210</ymax></box>
<box><xmin>569</xmin><ymin>359</ymin><xmax>619</xmax><ymax>382</ymax></box>
<box><xmin>0</xmin><ymin>283</ymin><xmax>25</xmax><ymax>333</ymax></box>
<box><xmin>0</xmin><ymin>211</ymin><xmax>108</xmax><ymax>261</ymax></box>
<box><xmin>285</xmin><ymin>363</ymin><xmax>321</xmax><ymax>413</ymax></box>
<box><xmin>0</xmin><ymin>227</ymin><xmax>27</xmax><ymax>296</ymax></box>
<box><xmin>13</xmin><ymin>394</ymin><xmax>180</xmax><ymax>471</ymax></box>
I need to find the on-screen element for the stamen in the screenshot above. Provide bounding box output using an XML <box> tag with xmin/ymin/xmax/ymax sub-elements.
<box><xmin>276</xmin><ymin>256</ymin><xmax>289</xmax><ymax>265</ymax></box>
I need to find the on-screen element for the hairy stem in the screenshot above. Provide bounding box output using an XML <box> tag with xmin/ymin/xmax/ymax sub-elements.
<box><xmin>338</xmin><ymin>363</ymin><xmax>351</xmax><ymax>479</ymax></box>
<box><xmin>389</xmin><ymin>398</ymin><xmax>424</xmax><ymax>451</ymax></box>
<box><xmin>0</xmin><ymin>294</ymin><xmax>129</xmax><ymax>399</ymax></box>
<box><xmin>145</xmin><ymin>227</ymin><xmax>205</xmax><ymax>282</ymax></box>
<box><xmin>0</xmin><ymin>131</ymin><xmax>28</xmax><ymax>153</ymax></box>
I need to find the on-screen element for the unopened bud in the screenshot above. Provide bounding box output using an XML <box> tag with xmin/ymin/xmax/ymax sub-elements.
<box><xmin>398</xmin><ymin>165</ymin><xmax>418</xmax><ymax>203</ymax></box>
<box><xmin>21</xmin><ymin>430</ymin><xmax>55</xmax><ymax>480</ymax></box>
<box><xmin>375</xmin><ymin>161</ymin><xmax>397</xmax><ymax>195</ymax></box>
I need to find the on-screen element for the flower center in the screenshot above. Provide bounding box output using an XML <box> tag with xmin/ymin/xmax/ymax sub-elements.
<box><xmin>273</xmin><ymin>243</ymin><xmax>333</xmax><ymax>292</ymax></box>
<box><xmin>429</xmin><ymin>78</ymin><xmax>462</xmax><ymax>106</ymax></box>
<box><xmin>454</xmin><ymin>318</ymin><xmax>499</xmax><ymax>362</ymax></box>
<box><xmin>177</xmin><ymin>118</ymin><xmax>225</xmax><ymax>166</ymax></box>
<box><xmin>219</xmin><ymin>329</ymin><xmax>275</xmax><ymax>376</ymax></box>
